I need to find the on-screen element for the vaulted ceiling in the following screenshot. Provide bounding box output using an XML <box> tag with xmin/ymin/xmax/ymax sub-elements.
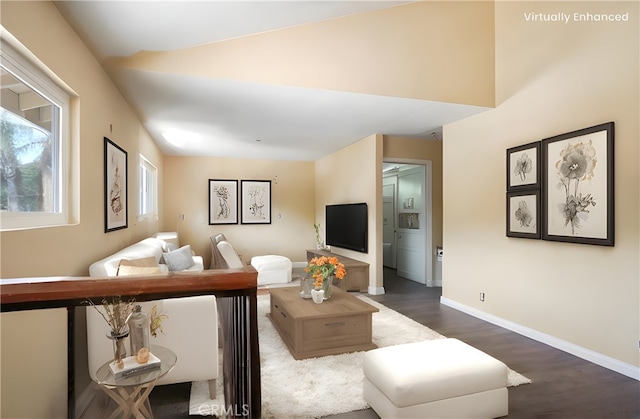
<box><xmin>54</xmin><ymin>1</ymin><xmax>493</xmax><ymax>161</ymax></box>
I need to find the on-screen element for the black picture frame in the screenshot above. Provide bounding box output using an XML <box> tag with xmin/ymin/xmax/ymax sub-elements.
<box><xmin>541</xmin><ymin>122</ymin><xmax>614</xmax><ymax>246</ymax></box>
<box><xmin>506</xmin><ymin>190</ymin><xmax>540</xmax><ymax>239</ymax></box>
<box><xmin>104</xmin><ymin>137</ymin><xmax>128</xmax><ymax>232</ymax></box>
<box><xmin>208</xmin><ymin>179</ymin><xmax>238</xmax><ymax>225</ymax></box>
<box><xmin>507</xmin><ymin>141</ymin><xmax>541</xmax><ymax>191</ymax></box>
<box><xmin>241</xmin><ymin>180</ymin><xmax>271</xmax><ymax>224</ymax></box>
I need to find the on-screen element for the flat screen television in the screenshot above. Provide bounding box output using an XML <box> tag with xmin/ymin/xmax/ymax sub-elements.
<box><xmin>325</xmin><ymin>203</ymin><xmax>368</xmax><ymax>253</ymax></box>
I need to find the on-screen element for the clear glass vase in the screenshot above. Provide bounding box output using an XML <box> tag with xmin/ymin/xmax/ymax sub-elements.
<box><xmin>322</xmin><ymin>275</ymin><xmax>334</xmax><ymax>300</ymax></box>
<box><xmin>108</xmin><ymin>328</ymin><xmax>129</xmax><ymax>364</ymax></box>
<box><xmin>300</xmin><ymin>276</ymin><xmax>313</xmax><ymax>299</ymax></box>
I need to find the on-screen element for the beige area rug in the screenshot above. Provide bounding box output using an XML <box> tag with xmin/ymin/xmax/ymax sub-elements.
<box><xmin>190</xmin><ymin>293</ymin><xmax>531</xmax><ymax>418</ymax></box>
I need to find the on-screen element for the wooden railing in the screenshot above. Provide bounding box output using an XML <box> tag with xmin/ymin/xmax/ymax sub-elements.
<box><xmin>0</xmin><ymin>268</ymin><xmax>261</xmax><ymax>418</ymax></box>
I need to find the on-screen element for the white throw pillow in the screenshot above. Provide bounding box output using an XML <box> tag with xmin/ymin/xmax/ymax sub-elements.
<box><xmin>163</xmin><ymin>245</ymin><xmax>196</xmax><ymax>271</ymax></box>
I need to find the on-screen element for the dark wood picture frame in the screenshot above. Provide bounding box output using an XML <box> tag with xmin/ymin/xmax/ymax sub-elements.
<box><xmin>241</xmin><ymin>180</ymin><xmax>271</xmax><ymax>224</ymax></box>
<box><xmin>506</xmin><ymin>190</ymin><xmax>540</xmax><ymax>239</ymax></box>
<box><xmin>209</xmin><ymin>179</ymin><xmax>238</xmax><ymax>225</ymax></box>
<box><xmin>104</xmin><ymin>137</ymin><xmax>128</xmax><ymax>232</ymax></box>
<box><xmin>541</xmin><ymin>122</ymin><xmax>614</xmax><ymax>246</ymax></box>
<box><xmin>507</xmin><ymin>141</ymin><xmax>541</xmax><ymax>191</ymax></box>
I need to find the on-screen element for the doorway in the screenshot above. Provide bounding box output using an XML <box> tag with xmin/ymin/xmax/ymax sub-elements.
<box><xmin>382</xmin><ymin>161</ymin><xmax>432</xmax><ymax>286</ymax></box>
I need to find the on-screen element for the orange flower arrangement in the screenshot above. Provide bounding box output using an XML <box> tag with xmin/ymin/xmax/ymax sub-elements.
<box><xmin>305</xmin><ymin>256</ymin><xmax>347</xmax><ymax>288</ymax></box>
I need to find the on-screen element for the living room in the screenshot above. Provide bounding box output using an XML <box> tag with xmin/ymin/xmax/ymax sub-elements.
<box><xmin>1</xmin><ymin>1</ymin><xmax>638</xmax><ymax>418</ymax></box>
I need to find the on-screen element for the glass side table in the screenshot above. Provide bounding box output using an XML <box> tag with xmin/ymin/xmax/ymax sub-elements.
<box><xmin>94</xmin><ymin>345</ymin><xmax>176</xmax><ymax>419</ymax></box>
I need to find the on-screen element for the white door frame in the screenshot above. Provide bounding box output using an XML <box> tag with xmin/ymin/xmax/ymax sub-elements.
<box><xmin>382</xmin><ymin>180</ymin><xmax>397</xmax><ymax>269</ymax></box>
<box><xmin>382</xmin><ymin>158</ymin><xmax>433</xmax><ymax>286</ymax></box>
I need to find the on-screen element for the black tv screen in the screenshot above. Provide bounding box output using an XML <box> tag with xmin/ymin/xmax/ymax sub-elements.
<box><xmin>325</xmin><ymin>203</ymin><xmax>368</xmax><ymax>253</ymax></box>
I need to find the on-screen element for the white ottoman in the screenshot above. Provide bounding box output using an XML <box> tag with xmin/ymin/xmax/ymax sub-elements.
<box><xmin>250</xmin><ymin>255</ymin><xmax>292</xmax><ymax>285</ymax></box>
<box><xmin>363</xmin><ymin>338</ymin><xmax>508</xmax><ymax>419</ymax></box>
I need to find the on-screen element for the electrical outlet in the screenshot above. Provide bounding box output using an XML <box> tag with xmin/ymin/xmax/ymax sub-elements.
<box><xmin>480</xmin><ymin>292</ymin><xmax>485</xmax><ymax>302</ymax></box>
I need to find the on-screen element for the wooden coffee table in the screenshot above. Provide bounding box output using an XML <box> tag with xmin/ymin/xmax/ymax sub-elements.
<box><xmin>268</xmin><ymin>286</ymin><xmax>379</xmax><ymax>360</ymax></box>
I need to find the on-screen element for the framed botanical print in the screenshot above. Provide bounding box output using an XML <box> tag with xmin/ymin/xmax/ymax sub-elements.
<box><xmin>209</xmin><ymin>179</ymin><xmax>238</xmax><ymax>225</ymax></box>
<box><xmin>541</xmin><ymin>122</ymin><xmax>614</xmax><ymax>246</ymax></box>
<box><xmin>506</xmin><ymin>190</ymin><xmax>540</xmax><ymax>239</ymax></box>
<box><xmin>507</xmin><ymin>141</ymin><xmax>540</xmax><ymax>191</ymax></box>
<box><xmin>241</xmin><ymin>180</ymin><xmax>271</xmax><ymax>224</ymax></box>
<box><xmin>104</xmin><ymin>137</ymin><xmax>128</xmax><ymax>232</ymax></box>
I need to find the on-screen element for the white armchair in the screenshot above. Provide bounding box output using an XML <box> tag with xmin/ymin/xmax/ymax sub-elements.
<box><xmin>87</xmin><ymin>236</ymin><xmax>218</xmax><ymax>398</ymax></box>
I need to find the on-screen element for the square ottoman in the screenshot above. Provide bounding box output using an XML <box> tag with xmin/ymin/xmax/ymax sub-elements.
<box><xmin>250</xmin><ymin>255</ymin><xmax>292</xmax><ymax>285</ymax></box>
<box><xmin>363</xmin><ymin>338</ymin><xmax>508</xmax><ymax>418</ymax></box>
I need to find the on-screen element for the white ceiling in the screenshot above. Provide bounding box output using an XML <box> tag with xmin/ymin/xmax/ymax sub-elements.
<box><xmin>54</xmin><ymin>1</ymin><xmax>489</xmax><ymax>161</ymax></box>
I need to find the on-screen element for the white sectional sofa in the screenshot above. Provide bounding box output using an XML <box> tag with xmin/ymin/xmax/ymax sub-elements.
<box><xmin>87</xmin><ymin>235</ymin><xmax>219</xmax><ymax>398</ymax></box>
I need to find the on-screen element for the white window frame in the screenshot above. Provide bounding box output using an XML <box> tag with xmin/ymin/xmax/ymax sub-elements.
<box><xmin>0</xmin><ymin>31</ymin><xmax>75</xmax><ymax>231</ymax></box>
<box><xmin>138</xmin><ymin>154</ymin><xmax>157</xmax><ymax>220</ymax></box>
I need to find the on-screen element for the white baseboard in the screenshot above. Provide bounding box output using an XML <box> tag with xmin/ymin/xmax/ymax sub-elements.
<box><xmin>440</xmin><ymin>296</ymin><xmax>640</xmax><ymax>381</ymax></box>
<box><xmin>368</xmin><ymin>286</ymin><xmax>385</xmax><ymax>295</ymax></box>
<box><xmin>292</xmin><ymin>261</ymin><xmax>307</xmax><ymax>269</ymax></box>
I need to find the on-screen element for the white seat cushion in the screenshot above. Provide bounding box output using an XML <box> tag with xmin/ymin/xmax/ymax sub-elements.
<box><xmin>364</xmin><ymin>338</ymin><xmax>508</xmax><ymax>407</ymax></box>
<box><xmin>250</xmin><ymin>255</ymin><xmax>291</xmax><ymax>271</ymax></box>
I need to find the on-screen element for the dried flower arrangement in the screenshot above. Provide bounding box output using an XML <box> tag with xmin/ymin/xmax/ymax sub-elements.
<box><xmin>86</xmin><ymin>297</ymin><xmax>168</xmax><ymax>338</ymax></box>
<box><xmin>86</xmin><ymin>296</ymin><xmax>135</xmax><ymax>336</ymax></box>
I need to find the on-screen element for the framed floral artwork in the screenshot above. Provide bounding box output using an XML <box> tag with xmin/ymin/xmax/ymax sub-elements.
<box><xmin>104</xmin><ymin>137</ymin><xmax>128</xmax><ymax>232</ymax></box>
<box><xmin>506</xmin><ymin>190</ymin><xmax>540</xmax><ymax>239</ymax></box>
<box><xmin>209</xmin><ymin>179</ymin><xmax>238</xmax><ymax>225</ymax></box>
<box><xmin>241</xmin><ymin>180</ymin><xmax>271</xmax><ymax>224</ymax></box>
<box><xmin>507</xmin><ymin>141</ymin><xmax>540</xmax><ymax>191</ymax></box>
<box><xmin>542</xmin><ymin>122</ymin><xmax>614</xmax><ymax>246</ymax></box>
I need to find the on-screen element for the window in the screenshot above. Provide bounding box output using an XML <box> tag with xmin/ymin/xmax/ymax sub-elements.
<box><xmin>0</xmin><ymin>34</ymin><xmax>74</xmax><ymax>230</ymax></box>
<box><xmin>138</xmin><ymin>154</ymin><xmax>157</xmax><ymax>219</ymax></box>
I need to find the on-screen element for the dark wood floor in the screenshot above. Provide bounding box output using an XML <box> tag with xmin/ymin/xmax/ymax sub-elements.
<box><xmin>148</xmin><ymin>269</ymin><xmax>640</xmax><ymax>418</ymax></box>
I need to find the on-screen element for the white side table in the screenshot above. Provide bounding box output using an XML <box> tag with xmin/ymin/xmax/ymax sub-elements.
<box><xmin>94</xmin><ymin>345</ymin><xmax>176</xmax><ymax>419</ymax></box>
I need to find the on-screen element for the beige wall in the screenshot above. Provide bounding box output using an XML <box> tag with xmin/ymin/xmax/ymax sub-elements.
<box><xmin>315</xmin><ymin>135</ymin><xmax>383</xmax><ymax>292</ymax></box>
<box><xmin>1</xmin><ymin>2</ymin><xmax>165</xmax><ymax>417</ymax></box>
<box><xmin>163</xmin><ymin>156</ymin><xmax>316</xmax><ymax>266</ymax></box>
<box><xmin>443</xmin><ymin>0</ymin><xmax>639</xmax><ymax>372</ymax></box>
<box><xmin>383</xmin><ymin>136</ymin><xmax>444</xmax><ymax>276</ymax></box>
